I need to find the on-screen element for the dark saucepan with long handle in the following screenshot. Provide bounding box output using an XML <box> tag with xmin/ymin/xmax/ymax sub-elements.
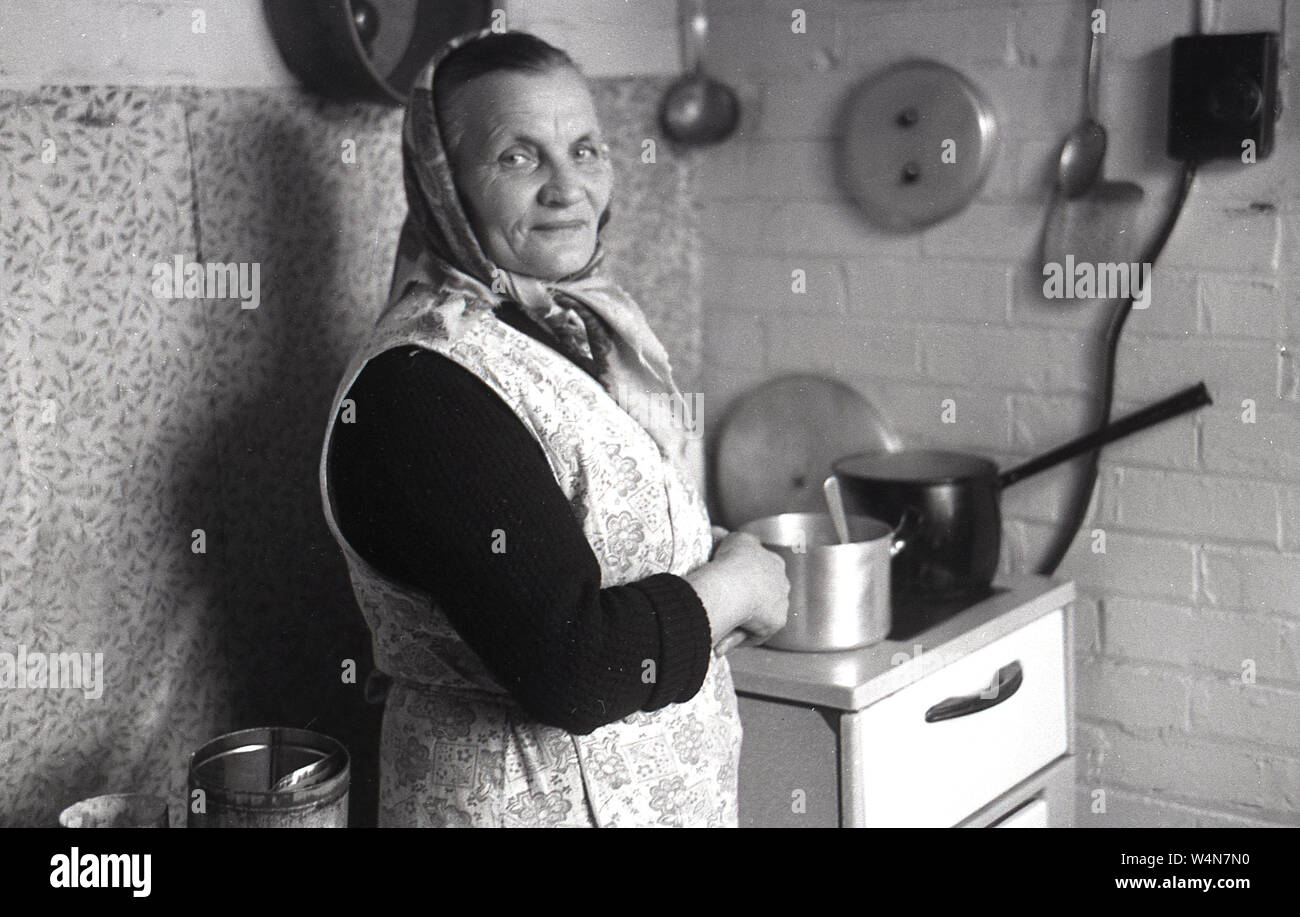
<box><xmin>832</xmin><ymin>382</ymin><xmax>1212</xmax><ymax>600</ymax></box>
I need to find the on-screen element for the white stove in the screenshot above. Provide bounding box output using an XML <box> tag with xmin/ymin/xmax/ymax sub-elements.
<box><xmin>727</xmin><ymin>575</ymin><xmax>1077</xmax><ymax>827</ymax></box>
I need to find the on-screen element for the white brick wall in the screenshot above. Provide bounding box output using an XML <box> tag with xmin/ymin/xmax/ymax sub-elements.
<box><xmin>700</xmin><ymin>0</ymin><xmax>1300</xmax><ymax>826</ymax></box>
<box><xmin>0</xmin><ymin>0</ymin><xmax>295</xmax><ymax>89</ymax></box>
<box><xmin>1103</xmin><ymin>598</ymin><xmax>1300</xmax><ymax>682</ymax></box>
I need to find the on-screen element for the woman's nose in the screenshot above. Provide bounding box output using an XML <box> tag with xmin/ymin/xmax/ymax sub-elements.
<box><xmin>538</xmin><ymin>163</ymin><xmax>583</xmax><ymax>207</ymax></box>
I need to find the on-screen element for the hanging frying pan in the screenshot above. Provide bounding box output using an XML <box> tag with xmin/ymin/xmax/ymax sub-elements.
<box><xmin>833</xmin><ymin>382</ymin><xmax>1212</xmax><ymax>600</ymax></box>
<box><xmin>264</xmin><ymin>0</ymin><xmax>494</xmax><ymax>105</ymax></box>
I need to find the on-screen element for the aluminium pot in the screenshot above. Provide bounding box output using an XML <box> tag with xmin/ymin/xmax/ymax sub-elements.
<box><xmin>833</xmin><ymin>382</ymin><xmax>1213</xmax><ymax>601</ymax></box>
<box><xmin>738</xmin><ymin>512</ymin><xmax>903</xmax><ymax>652</ymax></box>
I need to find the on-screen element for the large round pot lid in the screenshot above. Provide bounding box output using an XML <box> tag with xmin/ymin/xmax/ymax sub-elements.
<box><xmin>265</xmin><ymin>0</ymin><xmax>495</xmax><ymax>105</ymax></box>
<box><xmin>713</xmin><ymin>374</ymin><xmax>900</xmax><ymax>528</ymax></box>
<box><xmin>837</xmin><ymin>59</ymin><xmax>999</xmax><ymax>231</ymax></box>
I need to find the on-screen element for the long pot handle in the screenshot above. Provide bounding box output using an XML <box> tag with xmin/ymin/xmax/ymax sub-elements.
<box><xmin>998</xmin><ymin>381</ymin><xmax>1212</xmax><ymax>489</ymax></box>
<box><xmin>678</xmin><ymin>0</ymin><xmax>708</xmax><ymax>75</ymax></box>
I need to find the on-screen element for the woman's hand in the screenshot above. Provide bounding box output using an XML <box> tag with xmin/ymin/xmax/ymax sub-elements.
<box><xmin>713</xmin><ymin>629</ymin><xmax>752</xmax><ymax>656</ymax></box>
<box><xmin>685</xmin><ymin>531</ymin><xmax>789</xmax><ymax>654</ymax></box>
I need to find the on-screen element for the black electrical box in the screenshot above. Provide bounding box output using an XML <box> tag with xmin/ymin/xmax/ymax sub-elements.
<box><xmin>1167</xmin><ymin>31</ymin><xmax>1280</xmax><ymax>162</ymax></box>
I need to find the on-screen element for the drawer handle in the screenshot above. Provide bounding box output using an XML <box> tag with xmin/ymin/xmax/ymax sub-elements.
<box><xmin>924</xmin><ymin>660</ymin><xmax>1023</xmax><ymax>723</ymax></box>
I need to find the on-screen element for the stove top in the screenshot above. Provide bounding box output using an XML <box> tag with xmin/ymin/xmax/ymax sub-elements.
<box><xmin>888</xmin><ymin>585</ymin><xmax>1008</xmax><ymax>640</ymax></box>
<box><xmin>727</xmin><ymin>576</ymin><xmax>1077</xmax><ymax>712</ymax></box>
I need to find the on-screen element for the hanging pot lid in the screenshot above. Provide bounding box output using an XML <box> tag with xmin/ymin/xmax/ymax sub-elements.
<box><xmin>836</xmin><ymin>59</ymin><xmax>999</xmax><ymax>231</ymax></box>
<box><xmin>713</xmin><ymin>374</ymin><xmax>900</xmax><ymax>528</ymax></box>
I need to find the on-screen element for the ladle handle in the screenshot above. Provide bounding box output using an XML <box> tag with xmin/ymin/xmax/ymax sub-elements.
<box><xmin>1084</xmin><ymin>0</ymin><xmax>1103</xmax><ymax>119</ymax></box>
<box><xmin>999</xmin><ymin>382</ymin><xmax>1212</xmax><ymax>489</ymax></box>
<box><xmin>679</xmin><ymin>0</ymin><xmax>709</xmax><ymax>74</ymax></box>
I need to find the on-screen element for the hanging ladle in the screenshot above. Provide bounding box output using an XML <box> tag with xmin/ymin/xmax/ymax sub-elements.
<box><xmin>1056</xmin><ymin>0</ymin><xmax>1109</xmax><ymax>198</ymax></box>
<box><xmin>660</xmin><ymin>0</ymin><xmax>740</xmax><ymax>146</ymax></box>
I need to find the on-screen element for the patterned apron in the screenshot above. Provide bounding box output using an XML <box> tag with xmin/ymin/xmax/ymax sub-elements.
<box><xmin>319</xmin><ymin>289</ymin><xmax>742</xmax><ymax>827</ymax></box>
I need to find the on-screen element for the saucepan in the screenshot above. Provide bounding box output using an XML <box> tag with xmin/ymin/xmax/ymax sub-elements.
<box><xmin>833</xmin><ymin>382</ymin><xmax>1212</xmax><ymax>600</ymax></box>
<box><xmin>737</xmin><ymin>512</ymin><xmax>905</xmax><ymax>652</ymax></box>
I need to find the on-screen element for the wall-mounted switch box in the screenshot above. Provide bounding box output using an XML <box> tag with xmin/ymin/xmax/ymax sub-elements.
<box><xmin>1167</xmin><ymin>32</ymin><xmax>1279</xmax><ymax>162</ymax></box>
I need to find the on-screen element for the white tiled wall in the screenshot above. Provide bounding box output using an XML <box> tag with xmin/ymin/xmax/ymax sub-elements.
<box><xmin>699</xmin><ymin>0</ymin><xmax>1299</xmax><ymax>827</ymax></box>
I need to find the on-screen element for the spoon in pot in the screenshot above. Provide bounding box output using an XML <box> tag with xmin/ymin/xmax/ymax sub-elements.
<box><xmin>822</xmin><ymin>476</ymin><xmax>852</xmax><ymax>545</ymax></box>
<box><xmin>1056</xmin><ymin>0</ymin><xmax>1108</xmax><ymax>198</ymax></box>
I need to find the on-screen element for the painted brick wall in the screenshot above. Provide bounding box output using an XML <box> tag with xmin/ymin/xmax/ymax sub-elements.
<box><xmin>699</xmin><ymin>0</ymin><xmax>1299</xmax><ymax>826</ymax></box>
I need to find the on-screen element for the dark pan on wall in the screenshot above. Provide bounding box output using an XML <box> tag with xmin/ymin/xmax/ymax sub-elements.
<box><xmin>264</xmin><ymin>0</ymin><xmax>495</xmax><ymax>105</ymax></box>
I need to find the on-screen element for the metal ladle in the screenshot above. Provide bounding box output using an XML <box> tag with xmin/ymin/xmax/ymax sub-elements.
<box><xmin>660</xmin><ymin>0</ymin><xmax>739</xmax><ymax>146</ymax></box>
<box><xmin>1056</xmin><ymin>0</ymin><xmax>1108</xmax><ymax>198</ymax></box>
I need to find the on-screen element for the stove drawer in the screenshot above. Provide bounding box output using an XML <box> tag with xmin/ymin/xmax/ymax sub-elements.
<box><xmin>843</xmin><ymin>608</ymin><xmax>1067</xmax><ymax>827</ymax></box>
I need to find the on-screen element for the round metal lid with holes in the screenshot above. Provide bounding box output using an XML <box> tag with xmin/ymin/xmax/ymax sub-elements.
<box><xmin>837</xmin><ymin>59</ymin><xmax>999</xmax><ymax>231</ymax></box>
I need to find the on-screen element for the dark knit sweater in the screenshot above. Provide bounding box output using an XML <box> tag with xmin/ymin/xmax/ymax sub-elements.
<box><xmin>326</xmin><ymin>305</ymin><xmax>713</xmax><ymax>735</ymax></box>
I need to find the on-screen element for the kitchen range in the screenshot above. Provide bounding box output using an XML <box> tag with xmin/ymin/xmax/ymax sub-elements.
<box><xmin>713</xmin><ymin>369</ymin><xmax>1210</xmax><ymax>827</ymax></box>
<box><xmin>730</xmin><ymin>576</ymin><xmax>1075</xmax><ymax>828</ymax></box>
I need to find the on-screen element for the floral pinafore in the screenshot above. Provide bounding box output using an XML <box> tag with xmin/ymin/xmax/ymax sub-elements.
<box><xmin>318</xmin><ymin>289</ymin><xmax>742</xmax><ymax>827</ymax></box>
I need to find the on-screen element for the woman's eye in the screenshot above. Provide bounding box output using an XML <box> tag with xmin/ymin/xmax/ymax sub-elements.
<box><xmin>575</xmin><ymin>143</ymin><xmax>607</xmax><ymax>162</ymax></box>
<box><xmin>498</xmin><ymin>150</ymin><xmax>535</xmax><ymax>168</ymax></box>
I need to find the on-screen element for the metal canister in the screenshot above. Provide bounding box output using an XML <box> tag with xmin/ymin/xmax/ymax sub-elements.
<box><xmin>187</xmin><ymin>727</ymin><xmax>350</xmax><ymax>828</ymax></box>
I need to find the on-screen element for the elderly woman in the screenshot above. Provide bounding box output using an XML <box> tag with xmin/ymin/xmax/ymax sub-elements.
<box><xmin>319</xmin><ymin>29</ymin><xmax>787</xmax><ymax>827</ymax></box>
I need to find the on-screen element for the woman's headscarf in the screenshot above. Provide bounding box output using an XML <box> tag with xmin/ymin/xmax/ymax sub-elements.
<box><xmin>386</xmin><ymin>28</ymin><xmax>689</xmax><ymax>465</ymax></box>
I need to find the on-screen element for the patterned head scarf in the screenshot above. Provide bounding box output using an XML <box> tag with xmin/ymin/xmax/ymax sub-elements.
<box><xmin>386</xmin><ymin>28</ymin><xmax>688</xmax><ymax>464</ymax></box>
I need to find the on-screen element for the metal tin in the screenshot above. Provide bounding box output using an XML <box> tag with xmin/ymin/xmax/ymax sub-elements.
<box><xmin>188</xmin><ymin>727</ymin><xmax>350</xmax><ymax>828</ymax></box>
<box><xmin>739</xmin><ymin>512</ymin><xmax>901</xmax><ymax>653</ymax></box>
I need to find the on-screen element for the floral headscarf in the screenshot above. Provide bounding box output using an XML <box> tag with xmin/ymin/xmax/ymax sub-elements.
<box><xmin>385</xmin><ymin>28</ymin><xmax>689</xmax><ymax>464</ymax></box>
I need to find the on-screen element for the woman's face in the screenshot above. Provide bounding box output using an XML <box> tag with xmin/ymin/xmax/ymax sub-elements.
<box><xmin>442</xmin><ymin>67</ymin><xmax>613</xmax><ymax>281</ymax></box>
